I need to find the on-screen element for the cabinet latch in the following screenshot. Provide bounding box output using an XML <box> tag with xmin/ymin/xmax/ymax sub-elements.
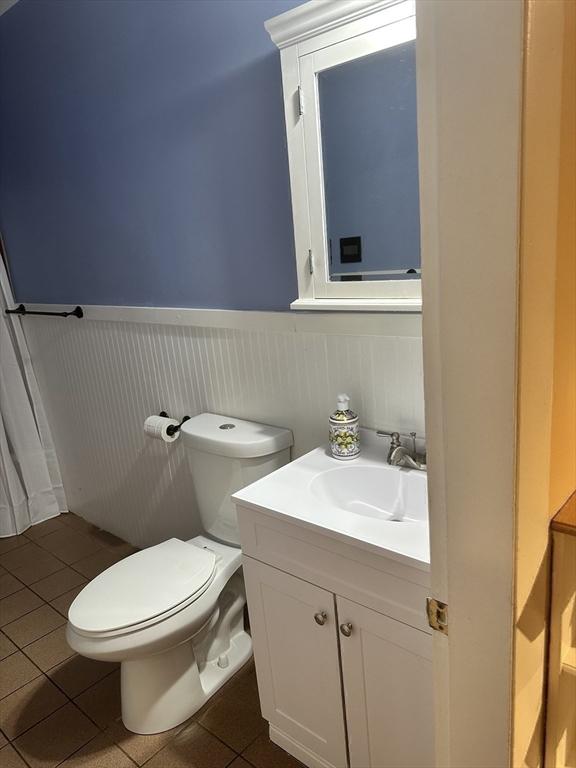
<box><xmin>308</xmin><ymin>249</ymin><xmax>313</xmax><ymax>274</ymax></box>
<box><xmin>426</xmin><ymin>598</ymin><xmax>448</xmax><ymax>635</ymax></box>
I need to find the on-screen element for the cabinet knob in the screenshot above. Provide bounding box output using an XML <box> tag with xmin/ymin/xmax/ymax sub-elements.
<box><xmin>340</xmin><ymin>622</ymin><xmax>353</xmax><ymax>637</ymax></box>
<box><xmin>314</xmin><ymin>611</ymin><xmax>328</xmax><ymax>626</ymax></box>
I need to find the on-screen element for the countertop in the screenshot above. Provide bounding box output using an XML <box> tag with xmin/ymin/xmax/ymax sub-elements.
<box><xmin>233</xmin><ymin>430</ymin><xmax>430</xmax><ymax>572</ymax></box>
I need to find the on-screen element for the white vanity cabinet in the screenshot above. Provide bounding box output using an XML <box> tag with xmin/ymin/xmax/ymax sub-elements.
<box><xmin>238</xmin><ymin>504</ymin><xmax>434</xmax><ymax>768</ymax></box>
<box><xmin>337</xmin><ymin>596</ymin><xmax>434</xmax><ymax>768</ymax></box>
<box><xmin>243</xmin><ymin>559</ymin><xmax>348</xmax><ymax>768</ymax></box>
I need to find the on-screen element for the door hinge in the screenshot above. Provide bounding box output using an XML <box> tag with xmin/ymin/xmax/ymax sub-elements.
<box><xmin>297</xmin><ymin>85</ymin><xmax>305</xmax><ymax>116</ymax></box>
<box><xmin>426</xmin><ymin>598</ymin><xmax>448</xmax><ymax>635</ymax></box>
<box><xmin>308</xmin><ymin>249</ymin><xmax>314</xmax><ymax>274</ymax></box>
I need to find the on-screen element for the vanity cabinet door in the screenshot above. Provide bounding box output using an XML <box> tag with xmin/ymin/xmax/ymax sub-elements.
<box><xmin>243</xmin><ymin>557</ymin><xmax>348</xmax><ymax>768</ymax></box>
<box><xmin>337</xmin><ymin>596</ymin><xmax>434</xmax><ymax>768</ymax></box>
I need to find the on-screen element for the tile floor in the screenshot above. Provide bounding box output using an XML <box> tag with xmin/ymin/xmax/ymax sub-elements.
<box><xmin>0</xmin><ymin>514</ymin><xmax>303</xmax><ymax>768</ymax></box>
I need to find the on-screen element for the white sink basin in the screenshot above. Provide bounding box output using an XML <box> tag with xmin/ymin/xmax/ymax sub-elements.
<box><xmin>232</xmin><ymin>428</ymin><xmax>430</xmax><ymax>569</ymax></box>
<box><xmin>310</xmin><ymin>464</ymin><xmax>427</xmax><ymax>523</ymax></box>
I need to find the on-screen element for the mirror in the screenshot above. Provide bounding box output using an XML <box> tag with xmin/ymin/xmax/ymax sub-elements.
<box><xmin>318</xmin><ymin>41</ymin><xmax>420</xmax><ymax>283</ymax></box>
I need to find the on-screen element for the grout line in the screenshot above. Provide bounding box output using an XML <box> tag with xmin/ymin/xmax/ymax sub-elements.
<box><xmin>18</xmin><ymin>637</ymin><xmax>76</xmax><ymax>677</ymax></box>
<box><xmin>22</xmin><ymin>526</ymin><xmax>67</xmax><ymax>544</ymax></box>
<box><xmin>195</xmin><ymin>721</ymin><xmax>245</xmax><ymax>757</ymax></box>
<box><xmin>0</xmin><ymin>536</ymin><xmax>30</xmax><ymax>549</ymax></box>
<box><xmin>3</xmin><ymin>667</ymin><xmax>119</xmax><ymax>747</ymax></box>
<box><xmin>0</xmin><ymin>589</ymin><xmax>44</xmax><ymax>631</ymax></box>
<box><xmin>113</xmin><ymin>740</ymin><xmax>138</xmax><ymax>764</ymax></box>
<box><xmin>29</xmin><ymin>579</ymin><xmax>88</xmax><ymax>604</ymax></box>
<box><xmin>51</xmin><ymin>729</ymin><xmax>110</xmax><ymax>768</ymax></box>
<box><xmin>46</xmin><ymin>661</ymin><xmax>119</xmax><ymax>705</ymax></box>
<box><xmin>8</xmin><ymin>698</ymin><xmax>72</xmax><ymax>746</ymax></box>
<box><xmin>4</xmin><ymin>618</ymin><xmax>66</xmax><ymax>653</ymax></box>
<box><xmin>9</xmin><ymin>699</ymin><xmax>110</xmax><ymax>768</ymax></box>
<box><xmin>14</xmin><ymin>570</ymin><xmax>68</xmax><ymax>589</ymax></box>
<box><xmin>10</xmin><ymin>739</ymin><xmax>35</xmax><ymax>768</ymax></box>
<box><xmin>0</xmin><ymin>657</ymin><xmax>43</xmax><ymax>701</ymax></box>
<box><xmin>0</xmin><ymin>572</ymin><xmax>26</xmax><ymax>592</ymax></box>
<box><xmin>238</xmin><ymin>729</ymin><xmax>265</xmax><ymax>761</ymax></box>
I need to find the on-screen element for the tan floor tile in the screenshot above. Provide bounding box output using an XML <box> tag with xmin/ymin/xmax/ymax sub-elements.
<box><xmin>22</xmin><ymin>626</ymin><xmax>75</xmax><ymax>672</ymax></box>
<box><xmin>0</xmin><ymin>743</ymin><xmax>29</xmax><ymax>768</ymax></box>
<box><xmin>107</xmin><ymin>719</ymin><xmax>188</xmax><ymax>766</ymax></box>
<box><xmin>30</xmin><ymin>568</ymin><xmax>87</xmax><ymax>602</ymax></box>
<box><xmin>229</xmin><ymin>759</ymin><xmax>253</xmax><ymax>768</ymax></box>
<box><xmin>0</xmin><ymin>536</ymin><xmax>28</xmax><ymax>557</ymax></box>
<box><xmin>0</xmin><ymin>675</ymin><xmax>67</xmax><ymax>739</ymax></box>
<box><xmin>198</xmin><ymin>662</ymin><xmax>266</xmax><ymax>752</ymax></box>
<box><xmin>14</xmin><ymin>702</ymin><xmax>99</xmax><ymax>768</ymax></box>
<box><xmin>72</xmin><ymin>550</ymin><xmax>125</xmax><ymax>579</ymax></box>
<box><xmin>0</xmin><ymin>543</ymin><xmax>47</xmax><ymax>572</ymax></box>
<box><xmin>144</xmin><ymin>722</ymin><xmax>235</xmax><ymax>768</ymax></box>
<box><xmin>61</xmin><ymin>514</ymin><xmax>98</xmax><ymax>535</ymax></box>
<box><xmin>0</xmin><ymin>573</ymin><xmax>24</xmax><ymax>600</ymax></box>
<box><xmin>0</xmin><ymin>730</ymin><xmax>7</xmax><ymax>748</ymax></box>
<box><xmin>36</xmin><ymin>529</ymin><xmax>103</xmax><ymax>565</ymax></box>
<box><xmin>85</xmin><ymin>530</ymin><xmax>139</xmax><ymax>557</ymax></box>
<box><xmin>0</xmin><ymin>633</ymin><xmax>18</xmax><ymax>661</ymax></box>
<box><xmin>3</xmin><ymin>605</ymin><xmax>66</xmax><ymax>649</ymax></box>
<box><xmin>50</xmin><ymin>585</ymin><xmax>86</xmax><ymax>618</ymax></box>
<box><xmin>242</xmin><ymin>733</ymin><xmax>305</xmax><ymax>768</ymax></box>
<box><xmin>60</xmin><ymin>731</ymin><xmax>137</xmax><ymax>768</ymax></box>
<box><xmin>0</xmin><ymin>588</ymin><xmax>44</xmax><ymax>628</ymax></box>
<box><xmin>13</xmin><ymin>559</ymin><xmax>65</xmax><ymax>588</ymax></box>
<box><xmin>23</xmin><ymin>517</ymin><xmax>67</xmax><ymax>541</ymax></box>
<box><xmin>1</xmin><ymin>543</ymin><xmax>65</xmax><ymax>587</ymax></box>
<box><xmin>0</xmin><ymin>651</ymin><xmax>41</xmax><ymax>699</ymax></box>
<box><xmin>74</xmin><ymin>670</ymin><xmax>121</xmax><ymax>728</ymax></box>
<box><xmin>48</xmin><ymin>655</ymin><xmax>117</xmax><ymax>698</ymax></box>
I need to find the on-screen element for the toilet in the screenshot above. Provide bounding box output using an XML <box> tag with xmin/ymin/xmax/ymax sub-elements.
<box><xmin>66</xmin><ymin>413</ymin><xmax>292</xmax><ymax>735</ymax></box>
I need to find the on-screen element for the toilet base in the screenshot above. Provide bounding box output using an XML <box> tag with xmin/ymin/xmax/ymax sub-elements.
<box><xmin>121</xmin><ymin>629</ymin><xmax>253</xmax><ymax>734</ymax></box>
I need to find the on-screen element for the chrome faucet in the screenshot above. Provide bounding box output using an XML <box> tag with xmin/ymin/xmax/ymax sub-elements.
<box><xmin>376</xmin><ymin>430</ymin><xmax>427</xmax><ymax>471</ymax></box>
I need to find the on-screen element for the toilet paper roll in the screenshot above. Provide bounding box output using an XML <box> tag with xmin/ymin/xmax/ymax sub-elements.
<box><xmin>143</xmin><ymin>415</ymin><xmax>180</xmax><ymax>443</ymax></box>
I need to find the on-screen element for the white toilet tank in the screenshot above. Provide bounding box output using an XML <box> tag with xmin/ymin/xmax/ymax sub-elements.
<box><xmin>180</xmin><ymin>413</ymin><xmax>293</xmax><ymax>546</ymax></box>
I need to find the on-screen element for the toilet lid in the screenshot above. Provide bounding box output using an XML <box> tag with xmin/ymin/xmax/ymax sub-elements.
<box><xmin>68</xmin><ymin>539</ymin><xmax>217</xmax><ymax>634</ymax></box>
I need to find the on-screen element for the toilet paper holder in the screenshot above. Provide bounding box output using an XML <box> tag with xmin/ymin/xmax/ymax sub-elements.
<box><xmin>159</xmin><ymin>411</ymin><xmax>191</xmax><ymax>437</ymax></box>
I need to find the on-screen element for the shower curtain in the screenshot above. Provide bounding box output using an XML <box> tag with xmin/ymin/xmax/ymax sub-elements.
<box><xmin>0</xmin><ymin>255</ymin><xmax>67</xmax><ymax>536</ymax></box>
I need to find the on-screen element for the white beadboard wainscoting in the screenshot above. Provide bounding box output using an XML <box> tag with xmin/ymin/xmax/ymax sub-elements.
<box><xmin>23</xmin><ymin>308</ymin><xmax>424</xmax><ymax>548</ymax></box>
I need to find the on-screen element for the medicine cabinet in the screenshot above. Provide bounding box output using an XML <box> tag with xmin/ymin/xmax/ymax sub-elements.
<box><xmin>266</xmin><ymin>0</ymin><xmax>425</xmax><ymax>311</ymax></box>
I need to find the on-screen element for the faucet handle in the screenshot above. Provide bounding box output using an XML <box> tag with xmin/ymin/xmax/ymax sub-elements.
<box><xmin>376</xmin><ymin>430</ymin><xmax>401</xmax><ymax>448</ymax></box>
<box><xmin>377</xmin><ymin>431</ymin><xmax>402</xmax><ymax>464</ymax></box>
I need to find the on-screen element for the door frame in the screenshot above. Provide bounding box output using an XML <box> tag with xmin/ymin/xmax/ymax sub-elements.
<box><xmin>418</xmin><ymin>1</ymin><xmax>524</xmax><ymax>766</ymax></box>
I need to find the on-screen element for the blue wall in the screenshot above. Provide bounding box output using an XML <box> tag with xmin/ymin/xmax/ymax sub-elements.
<box><xmin>320</xmin><ymin>41</ymin><xmax>420</xmax><ymax>278</ymax></box>
<box><xmin>0</xmin><ymin>0</ymin><xmax>301</xmax><ymax>310</ymax></box>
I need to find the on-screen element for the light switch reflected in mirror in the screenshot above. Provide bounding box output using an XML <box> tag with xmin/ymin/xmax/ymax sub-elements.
<box><xmin>318</xmin><ymin>41</ymin><xmax>420</xmax><ymax>283</ymax></box>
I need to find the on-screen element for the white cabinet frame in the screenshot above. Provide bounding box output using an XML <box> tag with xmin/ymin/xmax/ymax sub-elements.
<box><xmin>266</xmin><ymin>0</ymin><xmax>423</xmax><ymax>312</ymax></box>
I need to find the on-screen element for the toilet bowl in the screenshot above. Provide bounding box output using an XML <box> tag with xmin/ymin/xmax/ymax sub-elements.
<box><xmin>66</xmin><ymin>413</ymin><xmax>292</xmax><ymax>735</ymax></box>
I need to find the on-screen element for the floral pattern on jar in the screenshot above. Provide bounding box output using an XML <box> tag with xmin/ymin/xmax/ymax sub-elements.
<box><xmin>329</xmin><ymin>420</ymin><xmax>360</xmax><ymax>460</ymax></box>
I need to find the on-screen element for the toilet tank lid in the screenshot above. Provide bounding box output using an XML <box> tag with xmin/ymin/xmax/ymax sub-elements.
<box><xmin>180</xmin><ymin>413</ymin><xmax>293</xmax><ymax>458</ymax></box>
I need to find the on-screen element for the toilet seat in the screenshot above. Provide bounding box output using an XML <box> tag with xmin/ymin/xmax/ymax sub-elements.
<box><xmin>68</xmin><ymin>538</ymin><xmax>217</xmax><ymax>637</ymax></box>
